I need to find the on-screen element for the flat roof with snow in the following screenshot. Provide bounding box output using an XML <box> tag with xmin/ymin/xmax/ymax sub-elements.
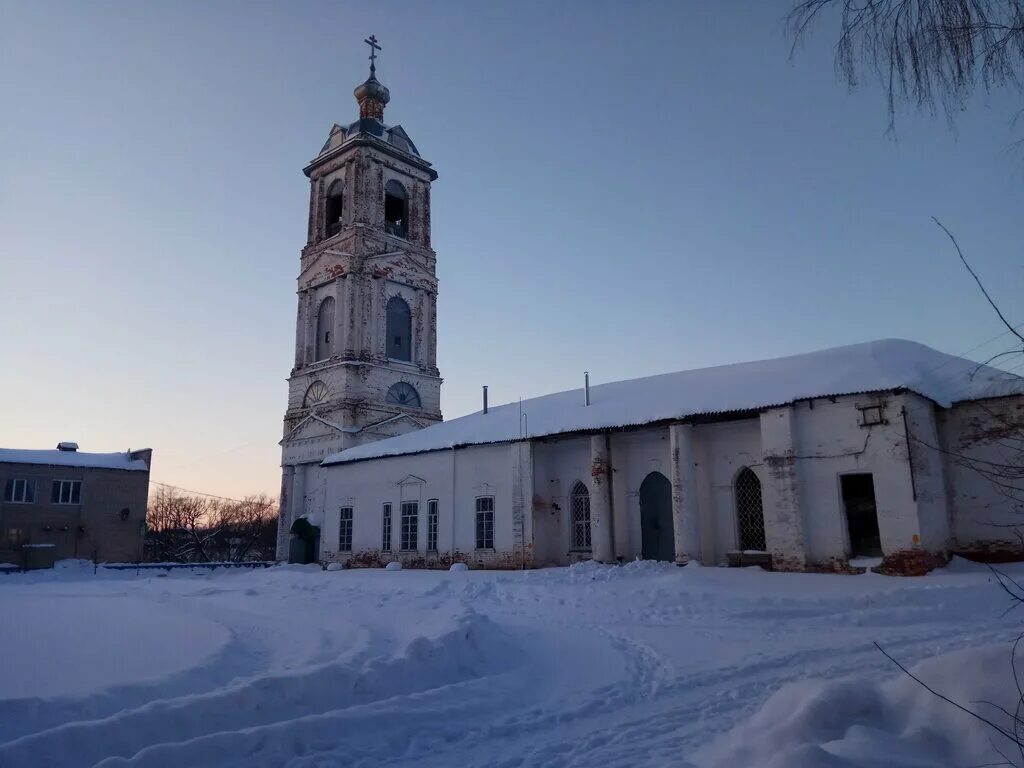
<box><xmin>0</xmin><ymin>449</ymin><xmax>150</xmax><ymax>472</ymax></box>
<box><xmin>323</xmin><ymin>339</ymin><xmax>1024</xmax><ymax>466</ymax></box>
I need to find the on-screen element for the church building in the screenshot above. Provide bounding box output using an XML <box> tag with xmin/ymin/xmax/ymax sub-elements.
<box><xmin>277</xmin><ymin>38</ymin><xmax>442</xmax><ymax>560</ymax></box>
<box><xmin>279</xmin><ymin>42</ymin><xmax>1024</xmax><ymax>574</ymax></box>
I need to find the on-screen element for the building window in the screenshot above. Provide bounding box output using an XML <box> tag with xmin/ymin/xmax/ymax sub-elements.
<box><xmin>303</xmin><ymin>380</ymin><xmax>329</xmax><ymax>408</ymax></box>
<box><xmin>3</xmin><ymin>478</ymin><xmax>35</xmax><ymax>504</ymax></box>
<box><xmin>384</xmin><ymin>179</ymin><xmax>408</xmax><ymax>238</ymax></box>
<box><xmin>859</xmin><ymin>405</ymin><xmax>885</xmax><ymax>427</ymax></box>
<box><xmin>401</xmin><ymin>501</ymin><xmax>418</xmax><ymax>551</ymax></box>
<box><xmin>735</xmin><ymin>467</ymin><xmax>766</xmax><ymax>552</ymax></box>
<box><xmin>427</xmin><ymin>499</ymin><xmax>439</xmax><ymax>551</ymax></box>
<box><xmin>386</xmin><ymin>381</ymin><xmax>421</xmax><ymax>408</ymax></box>
<box><xmin>475</xmin><ymin>496</ymin><xmax>494</xmax><ymax>550</ymax></box>
<box><xmin>386</xmin><ymin>296</ymin><xmax>412</xmax><ymax>362</ymax></box>
<box><xmin>338</xmin><ymin>507</ymin><xmax>353</xmax><ymax>552</ymax></box>
<box><xmin>381</xmin><ymin>503</ymin><xmax>392</xmax><ymax>552</ymax></box>
<box><xmin>316</xmin><ymin>296</ymin><xmax>336</xmax><ymax>361</ymax></box>
<box><xmin>3</xmin><ymin>527</ymin><xmax>23</xmax><ymax>548</ymax></box>
<box><xmin>324</xmin><ymin>179</ymin><xmax>344</xmax><ymax>237</ymax></box>
<box><xmin>52</xmin><ymin>480</ymin><xmax>82</xmax><ymax>505</ymax></box>
<box><xmin>570</xmin><ymin>481</ymin><xmax>592</xmax><ymax>551</ymax></box>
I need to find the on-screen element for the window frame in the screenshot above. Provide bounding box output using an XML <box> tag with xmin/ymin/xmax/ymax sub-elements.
<box><xmin>383</xmin><ymin>179</ymin><xmax>409</xmax><ymax>239</ymax></box>
<box><xmin>734</xmin><ymin>467</ymin><xmax>767</xmax><ymax>552</ymax></box>
<box><xmin>3</xmin><ymin>478</ymin><xmax>36</xmax><ymax>504</ymax></box>
<box><xmin>315</xmin><ymin>296</ymin><xmax>336</xmax><ymax>362</ymax></box>
<box><xmin>475</xmin><ymin>496</ymin><xmax>495</xmax><ymax>550</ymax></box>
<box><xmin>858</xmin><ymin>404</ymin><xmax>885</xmax><ymax>427</ymax></box>
<box><xmin>569</xmin><ymin>481</ymin><xmax>592</xmax><ymax>552</ymax></box>
<box><xmin>324</xmin><ymin>179</ymin><xmax>344</xmax><ymax>238</ymax></box>
<box><xmin>400</xmin><ymin>500</ymin><xmax>419</xmax><ymax>552</ymax></box>
<box><xmin>427</xmin><ymin>499</ymin><xmax>439</xmax><ymax>552</ymax></box>
<box><xmin>385</xmin><ymin>296</ymin><xmax>413</xmax><ymax>363</ymax></box>
<box><xmin>338</xmin><ymin>506</ymin><xmax>353</xmax><ymax>553</ymax></box>
<box><xmin>381</xmin><ymin>502</ymin><xmax>392</xmax><ymax>552</ymax></box>
<box><xmin>51</xmin><ymin>479</ymin><xmax>82</xmax><ymax>505</ymax></box>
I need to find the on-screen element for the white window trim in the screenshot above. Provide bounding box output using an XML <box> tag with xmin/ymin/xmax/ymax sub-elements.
<box><xmin>400</xmin><ymin>500</ymin><xmax>419</xmax><ymax>552</ymax></box>
<box><xmin>474</xmin><ymin>495</ymin><xmax>495</xmax><ymax>551</ymax></box>
<box><xmin>52</xmin><ymin>479</ymin><xmax>82</xmax><ymax>505</ymax></box>
<box><xmin>4</xmin><ymin>478</ymin><xmax>36</xmax><ymax>504</ymax></box>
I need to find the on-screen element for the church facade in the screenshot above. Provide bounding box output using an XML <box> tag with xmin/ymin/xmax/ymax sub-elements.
<box><xmin>277</xmin><ymin>45</ymin><xmax>442</xmax><ymax>559</ymax></box>
<box><xmin>279</xmin><ymin>45</ymin><xmax>1024</xmax><ymax>574</ymax></box>
<box><xmin>312</xmin><ymin>341</ymin><xmax>1024</xmax><ymax>575</ymax></box>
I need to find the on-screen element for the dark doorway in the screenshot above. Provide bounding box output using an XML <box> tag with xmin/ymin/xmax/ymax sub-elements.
<box><xmin>640</xmin><ymin>472</ymin><xmax>675</xmax><ymax>562</ymax></box>
<box><xmin>288</xmin><ymin>518</ymin><xmax>321</xmax><ymax>564</ymax></box>
<box><xmin>841</xmin><ymin>474</ymin><xmax>881</xmax><ymax>557</ymax></box>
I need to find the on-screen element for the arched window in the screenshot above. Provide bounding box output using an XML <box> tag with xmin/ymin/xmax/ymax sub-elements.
<box><xmin>384</xmin><ymin>179</ymin><xmax>408</xmax><ymax>238</ymax></box>
<box><xmin>303</xmin><ymin>381</ymin><xmax>328</xmax><ymax>407</ymax></box>
<box><xmin>324</xmin><ymin>180</ymin><xmax>344</xmax><ymax>238</ymax></box>
<box><xmin>735</xmin><ymin>467</ymin><xmax>766</xmax><ymax>552</ymax></box>
<box><xmin>386</xmin><ymin>381</ymin><xmax>421</xmax><ymax>408</ymax></box>
<box><xmin>386</xmin><ymin>296</ymin><xmax>411</xmax><ymax>361</ymax></box>
<box><xmin>570</xmin><ymin>481</ymin><xmax>592</xmax><ymax>551</ymax></box>
<box><xmin>316</xmin><ymin>297</ymin><xmax>335</xmax><ymax>361</ymax></box>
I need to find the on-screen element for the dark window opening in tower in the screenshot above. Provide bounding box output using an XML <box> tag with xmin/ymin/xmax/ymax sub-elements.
<box><xmin>316</xmin><ymin>296</ymin><xmax>335</xmax><ymax>361</ymax></box>
<box><xmin>384</xmin><ymin>179</ymin><xmax>408</xmax><ymax>238</ymax></box>
<box><xmin>325</xmin><ymin>181</ymin><xmax>344</xmax><ymax>238</ymax></box>
<box><xmin>386</xmin><ymin>296</ymin><xmax>411</xmax><ymax>361</ymax></box>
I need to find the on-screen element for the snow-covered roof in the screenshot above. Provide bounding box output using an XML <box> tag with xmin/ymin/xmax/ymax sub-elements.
<box><xmin>0</xmin><ymin>449</ymin><xmax>149</xmax><ymax>471</ymax></box>
<box><xmin>323</xmin><ymin>339</ymin><xmax>1024</xmax><ymax>466</ymax></box>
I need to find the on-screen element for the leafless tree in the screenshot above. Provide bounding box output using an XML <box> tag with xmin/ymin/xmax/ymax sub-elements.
<box><xmin>787</xmin><ymin>1</ymin><xmax>1024</xmax><ymax>133</ymax></box>
<box><xmin>145</xmin><ymin>488</ymin><xmax>277</xmax><ymax>563</ymax></box>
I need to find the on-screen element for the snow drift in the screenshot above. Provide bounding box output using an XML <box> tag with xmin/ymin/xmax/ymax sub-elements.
<box><xmin>703</xmin><ymin>644</ymin><xmax>1024</xmax><ymax>768</ymax></box>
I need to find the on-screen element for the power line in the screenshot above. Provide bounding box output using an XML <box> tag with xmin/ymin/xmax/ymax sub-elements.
<box><xmin>149</xmin><ymin>480</ymin><xmax>252</xmax><ymax>504</ymax></box>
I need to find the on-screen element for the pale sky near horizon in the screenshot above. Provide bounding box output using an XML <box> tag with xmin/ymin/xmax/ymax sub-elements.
<box><xmin>1</xmin><ymin>1</ymin><xmax>1022</xmax><ymax>501</ymax></box>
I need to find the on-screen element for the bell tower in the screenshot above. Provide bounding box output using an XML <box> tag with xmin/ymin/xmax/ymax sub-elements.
<box><xmin>277</xmin><ymin>38</ymin><xmax>442</xmax><ymax>557</ymax></box>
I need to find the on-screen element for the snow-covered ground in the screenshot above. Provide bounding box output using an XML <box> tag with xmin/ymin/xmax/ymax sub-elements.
<box><xmin>1</xmin><ymin>558</ymin><xmax>1022</xmax><ymax>767</ymax></box>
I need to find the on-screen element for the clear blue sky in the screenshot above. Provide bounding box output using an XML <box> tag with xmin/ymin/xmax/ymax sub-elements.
<box><xmin>2</xmin><ymin>1</ymin><xmax>1022</xmax><ymax>499</ymax></box>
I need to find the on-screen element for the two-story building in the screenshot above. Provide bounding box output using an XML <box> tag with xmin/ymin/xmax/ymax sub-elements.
<box><xmin>0</xmin><ymin>443</ymin><xmax>152</xmax><ymax>567</ymax></box>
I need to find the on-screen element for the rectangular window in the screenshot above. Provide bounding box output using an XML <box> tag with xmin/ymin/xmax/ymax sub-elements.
<box><xmin>401</xmin><ymin>501</ymin><xmax>418</xmax><ymax>551</ymax></box>
<box><xmin>3</xmin><ymin>478</ymin><xmax>36</xmax><ymax>504</ymax></box>
<box><xmin>338</xmin><ymin>507</ymin><xmax>353</xmax><ymax>552</ymax></box>
<box><xmin>51</xmin><ymin>480</ymin><xmax>82</xmax><ymax>505</ymax></box>
<box><xmin>427</xmin><ymin>499</ymin><xmax>439</xmax><ymax>551</ymax></box>
<box><xmin>475</xmin><ymin>496</ymin><xmax>494</xmax><ymax>550</ymax></box>
<box><xmin>4</xmin><ymin>528</ymin><xmax>23</xmax><ymax>548</ymax></box>
<box><xmin>381</xmin><ymin>503</ymin><xmax>392</xmax><ymax>552</ymax></box>
<box><xmin>858</xmin><ymin>404</ymin><xmax>884</xmax><ymax>427</ymax></box>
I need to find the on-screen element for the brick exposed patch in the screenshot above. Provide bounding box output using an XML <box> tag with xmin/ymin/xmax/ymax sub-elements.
<box><xmin>952</xmin><ymin>541</ymin><xmax>1024</xmax><ymax>564</ymax></box>
<box><xmin>875</xmin><ymin>549</ymin><xmax>949</xmax><ymax>576</ymax></box>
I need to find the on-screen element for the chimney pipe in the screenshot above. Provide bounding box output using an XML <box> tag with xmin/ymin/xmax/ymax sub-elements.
<box><xmin>483</xmin><ymin>385</ymin><xmax>489</xmax><ymax>414</ymax></box>
<box><xmin>584</xmin><ymin>372</ymin><xmax>591</xmax><ymax>406</ymax></box>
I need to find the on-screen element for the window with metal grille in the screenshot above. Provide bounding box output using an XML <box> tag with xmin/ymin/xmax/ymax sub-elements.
<box><xmin>381</xmin><ymin>503</ymin><xmax>392</xmax><ymax>552</ymax></box>
<box><xmin>51</xmin><ymin>480</ymin><xmax>81</xmax><ymax>505</ymax></box>
<box><xmin>735</xmin><ymin>468</ymin><xmax>766</xmax><ymax>551</ymax></box>
<box><xmin>475</xmin><ymin>496</ymin><xmax>494</xmax><ymax>549</ymax></box>
<box><xmin>401</xmin><ymin>501</ymin><xmax>418</xmax><ymax>551</ymax></box>
<box><xmin>570</xmin><ymin>481</ymin><xmax>592</xmax><ymax>551</ymax></box>
<box><xmin>338</xmin><ymin>507</ymin><xmax>353</xmax><ymax>552</ymax></box>
<box><xmin>3</xmin><ymin>478</ymin><xmax>35</xmax><ymax>504</ymax></box>
<box><xmin>427</xmin><ymin>499</ymin><xmax>439</xmax><ymax>551</ymax></box>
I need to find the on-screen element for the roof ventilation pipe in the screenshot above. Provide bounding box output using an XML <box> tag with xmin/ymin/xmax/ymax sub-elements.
<box><xmin>483</xmin><ymin>385</ymin><xmax>489</xmax><ymax>414</ymax></box>
<box><xmin>584</xmin><ymin>372</ymin><xmax>591</xmax><ymax>406</ymax></box>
